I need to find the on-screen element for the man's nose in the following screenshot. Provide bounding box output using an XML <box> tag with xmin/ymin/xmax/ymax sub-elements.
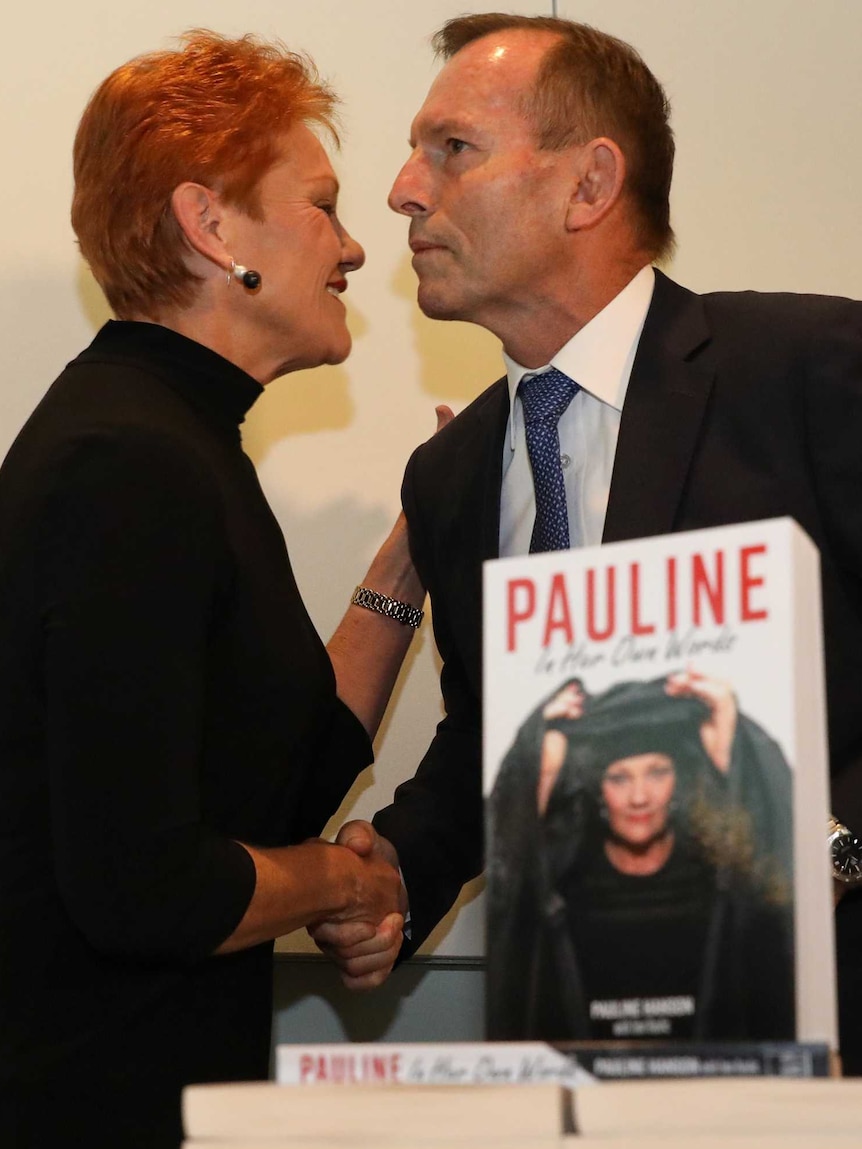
<box><xmin>388</xmin><ymin>153</ymin><xmax>429</xmax><ymax>217</ymax></box>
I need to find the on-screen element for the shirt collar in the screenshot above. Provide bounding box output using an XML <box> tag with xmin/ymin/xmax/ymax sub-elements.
<box><xmin>503</xmin><ymin>264</ymin><xmax>655</xmax><ymax>444</ymax></box>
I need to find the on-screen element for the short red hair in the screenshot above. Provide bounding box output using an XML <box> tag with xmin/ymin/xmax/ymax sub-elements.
<box><xmin>72</xmin><ymin>30</ymin><xmax>339</xmax><ymax>318</ymax></box>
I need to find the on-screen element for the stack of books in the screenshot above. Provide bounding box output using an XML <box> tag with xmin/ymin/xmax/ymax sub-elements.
<box><xmin>181</xmin><ymin>1076</ymin><xmax>862</xmax><ymax>1146</ymax></box>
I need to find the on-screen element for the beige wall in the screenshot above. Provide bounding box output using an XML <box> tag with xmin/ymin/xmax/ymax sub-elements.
<box><xmin>2</xmin><ymin>1</ymin><xmax>860</xmax><ymax>962</ymax></box>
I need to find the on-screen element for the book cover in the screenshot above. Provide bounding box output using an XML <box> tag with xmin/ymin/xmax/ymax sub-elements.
<box><xmin>561</xmin><ymin>1040</ymin><xmax>832</xmax><ymax>1079</ymax></box>
<box><xmin>275</xmin><ymin>1042</ymin><xmax>587</xmax><ymax>1087</ymax></box>
<box><xmin>274</xmin><ymin>1039</ymin><xmax>830</xmax><ymax>1088</ymax></box>
<box><xmin>483</xmin><ymin>518</ymin><xmax>836</xmax><ymax>1047</ymax></box>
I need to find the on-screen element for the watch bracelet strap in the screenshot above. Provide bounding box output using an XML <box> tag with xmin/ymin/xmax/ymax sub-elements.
<box><xmin>351</xmin><ymin>585</ymin><xmax>424</xmax><ymax>629</ymax></box>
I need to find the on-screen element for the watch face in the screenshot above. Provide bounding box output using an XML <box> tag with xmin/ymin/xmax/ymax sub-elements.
<box><xmin>832</xmin><ymin>831</ymin><xmax>862</xmax><ymax>882</ymax></box>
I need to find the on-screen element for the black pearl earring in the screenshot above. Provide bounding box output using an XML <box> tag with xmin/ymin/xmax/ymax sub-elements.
<box><xmin>228</xmin><ymin>259</ymin><xmax>262</xmax><ymax>291</ymax></box>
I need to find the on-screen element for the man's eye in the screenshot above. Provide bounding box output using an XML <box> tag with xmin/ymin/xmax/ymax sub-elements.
<box><xmin>318</xmin><ymin>203</ymin><xmax>336</xmax><ymax>217</ymax></box>
<box><xmin>446</xmin><ymin>138</ymin><xmax>469</xmax><ymax>155</ymax></box>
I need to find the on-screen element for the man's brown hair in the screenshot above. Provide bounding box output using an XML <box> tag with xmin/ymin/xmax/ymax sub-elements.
<box><xmin>434</xmin><ymin>14</ymin><xmax>675</xmax><ymax>260</ymax></box>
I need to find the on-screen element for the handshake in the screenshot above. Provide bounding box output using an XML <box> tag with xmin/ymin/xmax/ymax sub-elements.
<box><xmin>307</xmin><ymin>820</ymin><xmax>407</xmax><ymax>991</ymax></box>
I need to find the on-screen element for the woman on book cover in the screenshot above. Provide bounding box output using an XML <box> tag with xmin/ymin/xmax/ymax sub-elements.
<box><xmin>487</xmin><ymin>670</ymin><xmax>795</xmax><ymax>1042</ymax></box>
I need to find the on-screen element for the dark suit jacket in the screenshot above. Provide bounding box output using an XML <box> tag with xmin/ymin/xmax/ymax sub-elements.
<box><xmin>373</xmin><ymin>270</ymin><xmax>862</xmax><ymax>1062</ymax></box>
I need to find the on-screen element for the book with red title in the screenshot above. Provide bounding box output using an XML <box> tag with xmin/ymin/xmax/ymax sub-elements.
<box><xmin>273</xmin><ymin>1038</ymin><xmax>831</xmax><ymax>1086</ymax></box>
<box><xmin>482</xmin><ymin>518</ymin><xmax>836</xmax><ymax>1050</ymax></box>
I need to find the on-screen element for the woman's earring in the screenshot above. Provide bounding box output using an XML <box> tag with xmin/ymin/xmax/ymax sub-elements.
<box><xmin>227</xmin><ymin>259</ymin><xmax>262</xmax><ymax>291</ymax></box>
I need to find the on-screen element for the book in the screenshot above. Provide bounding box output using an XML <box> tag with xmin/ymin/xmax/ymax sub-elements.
<box><xmin>561</xmin><ymin>1039</ymin><xmax>833</xmax><ymax>1079</ymax></box>
<box><xmin>181</xmin><ymin>1140</ymin><xmax>566</xmax><ymax>1149</ymax></box>
<box><xmin>569</xmin><ymin>1077</ymin><xmax>862</xmax><ymax>1138</ymax></box>
<box><xmin>275</xmin><ymin>1041</ymin><xmax>587</xmax><ymax>1087</ymax></box>
<box><xmin>182</xmin><ymin>1077</ymin><xmax>862</xmax><ymax>1146</ymax></box>
<box><xmin>274</xmin><ymin>1039</ymin><xmax>831</xmax><ymax>1087</ymax></box>
<box><xmin>482</xmin><ymin>518</ymin><xmax>836</xmax><ymax>1047</ymax></box>
<box><xmin>181</xmin><ymin>1081</ymin><xmax>572</xmax><ymax>1143</ymax></box>
<box><xmin>178</xmin><ymin>1077</ymin><xmax>862</xmax><ymax>1149</ymax></box>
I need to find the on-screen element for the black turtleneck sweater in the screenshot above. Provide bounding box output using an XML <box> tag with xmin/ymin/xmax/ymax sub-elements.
<box><xmin>0</xmin><ymin>321</ymin><xmax>372</xmax><ymax>1147</ymax></box>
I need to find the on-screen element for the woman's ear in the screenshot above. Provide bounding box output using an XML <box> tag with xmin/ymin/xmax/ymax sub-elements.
<box><xmin>565</xmin><ymin>137</ymin><xmax>626</xmax><ymax>232</ymax></box>
<box><xmin>170</xmin><ymin>182</ymin><xmax>228</xmax><ymax>268</ymax></box>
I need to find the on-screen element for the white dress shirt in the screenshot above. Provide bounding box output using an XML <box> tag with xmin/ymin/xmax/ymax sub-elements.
<box><xmin>499</xmin><ymin>265</ymin><xmax>656</xmax><ymax>557</ymax></box>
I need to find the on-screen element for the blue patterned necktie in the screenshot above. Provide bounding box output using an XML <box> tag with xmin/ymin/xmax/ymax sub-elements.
<box><xmin>518</xmin><ymin>367</ymin><xmax>580</xmax><ymax>553</ymax></box>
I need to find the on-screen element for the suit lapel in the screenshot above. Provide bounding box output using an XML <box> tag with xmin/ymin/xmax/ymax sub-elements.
<box><xmin>431</xmin><ymin>380</ymin><xmax>507</xmax><ymax>695</ymax></box>
<box><xmin>478</xmin><ymin>380</ymin><xmax>509</xmax><ymax>561</ymax></box>
<box><xmin>447</xmin><ymin>376</ymin><xmax>508</xmax><ymax>569</ymax></box>
<box><xmin>603</xmin><ymin>271</ymin><xmax>716</xmax><ymax>543</ymax></box>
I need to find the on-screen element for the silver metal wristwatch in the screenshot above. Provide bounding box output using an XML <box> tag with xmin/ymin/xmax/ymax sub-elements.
<box><xmin>828</xmin><ymin>816</ymin><xmax>862</xmax><ymax>885</ymax></box>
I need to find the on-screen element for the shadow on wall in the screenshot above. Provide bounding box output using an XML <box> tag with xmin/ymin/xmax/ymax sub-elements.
<box><xmin>274</xmin><ymin>958</ymin><xmax>431</xmax><ymax>1044</ymax></box>
<box><xmin>242</xmin><ymin>364</ymin><xmax>355</xmax><ymax>461</ymax></box>
<box><xmin>77</xmin><ymin>264</ymin><xmax>112</xmax><ymax>331</ymax></box>
<box><xmin>392</xmin><ymin>254</ymin><xmax>502</xmax><ymax>404</ymax></box>
<box><xmin>260</xmin><ymin>491</ymin><xmax>397</xmax><ymax>634</ymax></box>
<box><xmin>417</xmin><ymin>872</ymin><xmax>485</xmax><ymax>955</ymax></box>
<box><xmin>241</xmin><ymin>298</ymin><xmax>371</xmax><ymax>458</ymax></box>
<box><xmin>271</xmin><ymin>955</ymin><xmax>486</xmax><ymax>1049</ymax></box>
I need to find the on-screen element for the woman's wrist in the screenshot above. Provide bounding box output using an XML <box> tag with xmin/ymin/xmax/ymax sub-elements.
<box><xmin>357</xmin><ymin>512</ymin><xmax>424</xmax><ymax>609</ymax></box>
<box><xmin>351</xmin><ymin>586</ymin><xmax>424</xmax><ymax>629</ymax></box>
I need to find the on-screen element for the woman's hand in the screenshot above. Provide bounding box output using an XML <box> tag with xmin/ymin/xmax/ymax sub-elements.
<box><xmin>435</xmin><ymin>404</ymin><xmax>455</xmax><ymax>432</ymax></box>
<box><xmin>665</xmin><ymin>667</ymin><xmax>737</xmax><ymax>773</ymax></box>
<box><xmin>542</xmin><ymin>679</ymin><xmax>585</xmax><ymax>721</ymax></box>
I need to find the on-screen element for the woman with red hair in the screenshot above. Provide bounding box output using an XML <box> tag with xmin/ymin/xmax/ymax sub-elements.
<box><xmin>0</xmin><ymin>31</ymin><xmax>423</xmax><ymax>1147</ymax></box>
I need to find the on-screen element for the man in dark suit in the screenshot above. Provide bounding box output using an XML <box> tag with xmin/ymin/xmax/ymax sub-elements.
<box><xmin>311</xmin><ymin>13</ymin><xmax>862</xmax><ymax>1067</ymax></box>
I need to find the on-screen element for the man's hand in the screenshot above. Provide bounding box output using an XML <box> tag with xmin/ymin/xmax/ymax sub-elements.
<box><xmin>311</xmin><ymin>910</ymin><xmax>404</xmax><ymax>990</ymax></box>
<box><xmin>308</xmin><ymin>821</ymin><xmax>407</xmax><ymax>990</ymax></box>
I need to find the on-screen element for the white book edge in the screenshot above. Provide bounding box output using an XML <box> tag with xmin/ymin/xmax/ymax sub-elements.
<box><xmin>181</xmin><ymin>1141</ymin><xmax>564</xmax><ymax>1149</ymax></box>
<box><xmin>572</xmin><ymin>1077</ymin><xmax>862</xmax><ymax>1136</ymax></box>
<box><xmin>789</xmin><ymin>527</ymin><xmax>838</xmax><ymax>1043</ymax></box>
<box><xmin>182</xmin><ymin>1082</ymin><xmax>571</xmax><ymax>1142</ymax></box>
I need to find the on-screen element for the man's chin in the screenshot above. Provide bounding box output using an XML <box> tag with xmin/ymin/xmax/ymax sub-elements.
<box><xmin>416</xmin><ymin>285</ymin><xmax>464</xmax><ymax>322</ymax></box>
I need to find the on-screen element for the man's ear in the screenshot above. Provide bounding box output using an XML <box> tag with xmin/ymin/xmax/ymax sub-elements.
<box><xmin>170</xmin><ymin>182</ymin><xmax>229</xmax><ymax>269</ymax></box>
<box><xmin>565</xmin><ymin>137</ymin><xmax>626</xmax><ymax>232</ymax></box>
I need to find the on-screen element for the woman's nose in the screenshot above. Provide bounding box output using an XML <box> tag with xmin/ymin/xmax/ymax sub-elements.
<box><xmin>340</xmin><ymin>227</ymin><xmax>365</xmax><ymax>272</ymax></box>
<box><xmin>629</xmin><ymin>779</ymin><xmax>648</xmax><ymax>805</ymax></box>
